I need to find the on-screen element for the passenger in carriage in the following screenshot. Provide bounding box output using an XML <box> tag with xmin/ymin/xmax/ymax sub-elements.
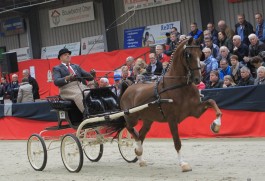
<box><xmin>52</xmin><ymin>48</ymin><xmax>94</xmax><ymax>114</ymax></box>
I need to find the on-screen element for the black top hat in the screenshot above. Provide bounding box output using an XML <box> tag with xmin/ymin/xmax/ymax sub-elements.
<box><xmin>58</xmin><ymin>48</ymin><xmax>71</xmax><ymax>59</ymax></box>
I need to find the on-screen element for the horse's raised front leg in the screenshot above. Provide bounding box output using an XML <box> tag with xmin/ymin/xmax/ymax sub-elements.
<box><xmin>135</xmin><ymin>120</ymin><xmax>153</xmax><ymax>167</ymax></box>
<box><xmin>168</xmin><ymin>120</ymin><xmax>192</xmax><ymax>172</ymax></box>
<box><xmin>193</xmin><ymin>99</ymin><xmax>222</xmax><ymax>134</ymax></box>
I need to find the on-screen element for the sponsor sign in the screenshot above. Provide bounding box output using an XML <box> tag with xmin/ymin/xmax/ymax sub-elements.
<box><xmin>124</xmin><ymin>21</ymin><xmax>180</xmax><ymax>49</ymax></box>
<box><xmin>1</xmin><ymin>17</ymin><xmax>25</xmax><ymax>36</ymax></box>
<box><xmin>81</xmin><ymin>35</ymin><xmax>105</xmax><ymax>55</ymax></box>
<box><xmin>49</xmin><ymin>2</ymin><xmax>95</xmax><ymax>28</ymax></box>
<box><xmin>41</xmin><ymin>42</ymin><xmax>80</xmax><ymax>59</ymax></box>
<box><xmin>124</xmin><ymin>0</ymin><xmax>181</xmax><ymax>12</ymax></box>
<box><xmin>9</xmin><ymin>47</ymin><xmax>31</xmax><ymax>62</ymax></box>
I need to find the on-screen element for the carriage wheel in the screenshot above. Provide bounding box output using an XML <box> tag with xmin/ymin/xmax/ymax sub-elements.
<box><xmin>118</xmin><ymin>128</ymin><xmax>138</xmax><ymax>163</ymax></box>
<box><xmin>61</xmin><ymin>134</ymin><xmax>83</xmax><ymax>173</ymax></box>
<box><xmin>82</xmin><ymin>128</ymin><xmax>103</xmax><ymax>162</ymax></box>
<box><xmin>27</xmin><ymin>134</ymin><xmax>47</xmax><ymax>171</ymax></box>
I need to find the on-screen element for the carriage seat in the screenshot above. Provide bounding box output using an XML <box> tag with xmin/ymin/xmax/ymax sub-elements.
<box><xmin>101</xmin><ymin>96</ymin><xmax>119</xmax><ymax>110</ymax></box>
<box><xmin>46</xmin><ymin>96</ymin><xmax>75</xmax><ymax>110</ymax></box>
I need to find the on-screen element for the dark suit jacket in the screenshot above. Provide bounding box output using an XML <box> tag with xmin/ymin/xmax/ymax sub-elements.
<box><xmin>146</xmin><ymin>61</ymin><xmax>163</xmax><ymax>75</ymax></box>
<box><xmin>53</xmin><ymin>64</ymin><xmax>94</xmax><ymax>87</ymax></box>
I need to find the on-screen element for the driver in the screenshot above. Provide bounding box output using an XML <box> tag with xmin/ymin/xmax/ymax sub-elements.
<box><xmin>52</xmin><ymin>48</ymin><xmax>95</xmax><ymax>114</ymax></box>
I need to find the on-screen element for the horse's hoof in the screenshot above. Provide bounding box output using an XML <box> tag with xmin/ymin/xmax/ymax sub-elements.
<box><xmin>210</xmin><ymin>122</ymin><xmax>220</xmax><ymax>134</ymax></box>
<box><xmin>139</xmin><ymin>161</ymin><xmax>147</xmax><ymax>167</ymax></box>
<box><xmin>180</xmin><ymin>162</ymin><xmax>192</xmax><ymax>172</ymax></box>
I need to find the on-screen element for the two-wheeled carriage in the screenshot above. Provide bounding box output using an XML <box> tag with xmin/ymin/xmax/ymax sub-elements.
<box><xmin>27</xmin><ymin>86</ymin><xmax>144</xmax><ymax>172</ymax></box>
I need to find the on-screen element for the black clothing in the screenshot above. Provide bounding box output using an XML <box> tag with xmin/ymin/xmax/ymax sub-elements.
<box><xmin>146</xmin><ymin>61</ymin><xmax>163</xmax><ymax>76</ymax></box>
<box><xmin>7</xmin><ymin>81</ymin><xmax>19</xmax><ymax>103</ymax></box>
<box><xmin>237</xmin><ymin>76</ymin><xmax>255</xmax><ymax>86</ymax></box>
<box><xmin>28</xmin><ymin>75</ymin><xmax>40</xmax><ymax>100</ymax></box>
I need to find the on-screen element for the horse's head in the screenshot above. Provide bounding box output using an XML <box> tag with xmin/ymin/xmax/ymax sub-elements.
<box><xmin>181</xmin><ymin>37</ymin><xmax>203</xmax><ymax>85</ymax></box>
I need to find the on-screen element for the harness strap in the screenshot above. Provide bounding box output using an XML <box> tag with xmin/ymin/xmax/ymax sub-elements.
<box><xmin>154</xmin><ymin>78</ymin><xmax>167</xmax><ymax>119</ymax></box>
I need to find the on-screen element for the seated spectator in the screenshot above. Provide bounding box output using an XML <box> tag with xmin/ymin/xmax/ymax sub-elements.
<box><xmin>219</xmin><ymin>59</ymin><xmax>231</xmax><ymax>80</ymax></box>
<box><xmin>135</xmin><ymin>58</ymin><xmax>147</xmax><ymax>69</ymax></box>
<box><xmin>237</xmin><ymin>66</ymin><xmax>254</xmax><ymax>86</ymax></box>
<box><xmin>146</xmin><ymin>53</ymin><xmax>163</xmax><ymax>76</ymax></box>
<box><xmin>133</xmin><ymin>65</ymin><xmax>148</xmax><ymax>82</ymax></box>
<box><xmin>207</xmin><ymin>22</ymin><xmax>219</xmax><ymax>42</ymax></box>
<box><xmin>87</xmin><ymin>80</ymin><xmax>98</xmax><ymax>89</ymax></box>
<box><xmin>223</xmin><ymin>75</ymin><xmax>236</xmax><ymax>88</ymax></box>
<box><xmin>17</xmin><ymin>78</ymin><xmax>34</xmax><ymax>103</ymax></box>
<box><xmin>218</xmin><ymin>31</ymin><xmax>233</xmax><ymax>52</ymax></box>
<box><xmin>230</xmin><ymin>55</ymin><xmax>243</xmax><ymax>84</ymax></box>
<box><xmin>250</xmin><ymin>56</ymin><xmax>265</xmax><ymax>78</ymax></box>
<box><xmin>254</xmin><ymin>66</ymin><xmax>265</xmax><ymax>85</ymax></box>
<box><xmin>202</xmin><ymin>36</ymin><xmax>220</xmax><ymax>58</ymax></box>
<box><xmin>121</xmin><ymin>65</ymin><xmax>134</xmax><ymax>83</ymax></box>
<box><xmin>218</xmin><ymin>20</ymin><xmax>235</xmax><ymax>40</ymax></box>
<box><xmin>162</xmin><ymin>61</ymin><xmax>169</xmax><ymax>74</ymax></box>
<box><xmin>232</xmin><ymin>35</ymin><xmax>249</xmax><ymax>64</ymax></box>
<box><xmin>113</xmin><ymin>74</ymin><xmax>121</xmax><ymax>96</ymax></box>
<box><xmin>170</xmin><ymin>27</ymin><xmax>181</xmax><ymax>41</ymax></box>
<box><xmin>155</xmin><ymin>44</ymin><xmax>170</xmax><ymax>63</ymax></box>
<box><xmin>202</xmin><ymin>47</ymin><xmax>218</xmax><ymax>83</ymax></box>
<box><xmin>203</xmin><ymin>30</ymin><xmax>218</xmax><ymax>45</ymax></box>
<box><xmin>206</xmin><ymin>70</ymin><xmax>224</xmax><ymax>89</ymax></box>
<box><xmin>188</xmin><ymin>22</ymin><xmax>203</xmax><ymax>45</ymax></box>
<box><xmin>216</xmin><ymin>46</ymin><xmax>232</xmax><ymax>65</ymax></box>
<box><xmin>99</xmin><ymin>77</ymin><xmax>110</xmax><ymax>88</ymax></box>
<box><xmin>126</xmin><ymin>56</ymin><xmax>135</xmax><ymax>76</ymax></box>
<box><xmin>246</xmin><ymin>33</ymin><xmax>265</xmax><ymax>77</ymax></box>
<box><xmin>255</xmin><ymin>13</ymin><xmax>265</xmax><ymax>43</ymax></box>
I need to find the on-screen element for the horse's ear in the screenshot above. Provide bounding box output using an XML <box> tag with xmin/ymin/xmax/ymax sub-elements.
<box><xmin>187</xmin><ymin>37</ymin><xmax>194</xmax><ymax>46</ymax></box>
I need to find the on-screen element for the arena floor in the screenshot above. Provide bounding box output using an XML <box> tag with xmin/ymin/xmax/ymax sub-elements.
<box><xmin>0</xmin><ymin>138</ymin><xmax>264</xmax><ymax>181</ymax></box>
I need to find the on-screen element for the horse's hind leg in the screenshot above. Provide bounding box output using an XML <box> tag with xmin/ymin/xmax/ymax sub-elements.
<box><xmin>168</xmin><ymin>120</ymin><xmax>192</xmax><ymax>172</ymax></box>
<box><xmin>135</xmin><ymin>120</ymin><xmax>153</xmax><ymax>167</ymax></box>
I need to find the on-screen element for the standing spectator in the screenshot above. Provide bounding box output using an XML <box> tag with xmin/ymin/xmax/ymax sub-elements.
<box><xmin>219</xmin><ymin>59</ymin><xmax>231</xmax><ymax>80</ymax></box>
<box><xmin>146</xmin><ymin>53</ymin><xmax>163</xmax><ymax>76</ymax></box>
<box><xmin>207</xmin><ymin>22</ymin><xmax>219</xmax><ymax>41</ymax></box>
<box><xmin>0</xmin><ymin>84</ymin><xmax>4</xmax><ymax>104</ymax></box>
<box><xmin>218</xmin><ymin>31</ymin><xmax>233</xmax><ymax>52</ymax></box>
<box><xmin>235</xmin><ymin>13</ymin><xmax>254</xmax><ymax>46</ymax></box>
<box><xmin>223</xmin><ymin>75</ymin><xmax>236</xmax><ymax>88</ymax></box>
<box><xmin>7</xmin><ymin>74</ymin><xmax>20</xmax><ymax>103</ymax></box>
<box><xmin>188</xmin><ymin>22</ymin><xmax>203</xmax><ymax>45</ymax></box>
<box><xmin>254</xmin><ymin>66</ymin><xmax>265</xmax><ymax>85</ymax></box>
<box><xmin>22</xmin><ymin>69</ymin><xmax>40</xmax><ymax>101</ymax></box>
<box><xmin>206</xmin><ymin>70</ymin><xmax>224</xmax><ymax>89</ymax></box>
<box><xmin>164</xmin><ymin>33</ymin><xmax>178</xmax><ymax>56</ymax></box>
<box><xmin>254</xmin><ymin>13</ymin><xmax>265</xmax><ymax>43</ymax></box>
<box><xmin>1</xmin><ymin>77</ymin><xmax>8</xmax><ymax>97</ymax></box>
<box><xmin>203</xmin><ymin>30</ymin><xmax>218</xmax><ymax>45</ymax></box>
<box><xmin>155</xmin><ymin>45</ymin><xmax>170</xmax><ymax>63</ymax></box>
<box><xmin>202</xmin><ymin>47</ymin><xmax>218</xmax><ymax>83</ymax></box>
<box><xmin>218</xmin><ymin>20</ymin><xmax>235</xmax><ymax>40</ymax></box>
<box><xmin>230</xmin><ymin>55</ymin><xmax>243</xmax><ymax>84</ymax></box>
<box><xmin>232</xmin><ymin>35</ymin><xmax>249</xmax><ymax>64</ymax></box>
<box><xmin>17</xmin><ymin>78</ymin><xmax>34</xmax><ymax>103</ymax></box>
<box><xmin>237</xmin><ymin>66</ymin><xmax>254</xmax><ymax>86</ymax></box>
<box><xmin>216</xmin><ymin>46</ymin><xmax>232</xmax><ymax>65</ymax></box>
<box><xmin>203</xmin><ymin>36</ymin><xmax>220</xmax><ymax>58</ymax></box>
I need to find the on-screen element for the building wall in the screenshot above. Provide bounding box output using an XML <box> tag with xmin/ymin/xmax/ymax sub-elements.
<box><xmin>38</xmin><ymin>0</ymin><xmax>105</xmax><ymax>47</ymax></box>
<box><xmin>212</xmin><ymin>0</ymin><xmax>265</xmax><ymax>30</ymax></box>
<box><xmin>114</xmin><ymin>0</ymin><xmax>202</xmax><ymax>49</ymax></box>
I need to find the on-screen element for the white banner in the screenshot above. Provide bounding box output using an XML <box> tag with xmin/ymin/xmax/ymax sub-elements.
<box><xmin>9</xmin><ymin>47</ymin><xmax>31</xmax><ymax>62</ymax></box>
<box><xmin>124</xmin><ymin>0</ymin><xmax>181</xmax><ymax>12</ymax></box>
<box><xmin>49</xmin><ymin>2</ymin><xmax>95</xmax><ymax>28</ymax></box>
<box><xmin>41</xmin><ymin>42</ymin><xmax>80</xmax><ymax>59</ymax></box>
<box><xmin>81</xmin><ymin>35</ymin><xmax>105</xmax><ymax>55</ymax></box>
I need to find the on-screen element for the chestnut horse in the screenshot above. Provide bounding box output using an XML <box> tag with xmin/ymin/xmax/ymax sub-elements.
<box><xmin>119</xmin><ymin>37</ymin><xmax>222</xmax><ymax>172</ymax></box>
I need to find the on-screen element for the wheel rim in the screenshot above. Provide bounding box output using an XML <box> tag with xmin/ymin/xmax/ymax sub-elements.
<box><xmin>61</xmin><ymin>134</ymin><xmax>83</xmax><ymax>172</ymax></box>
<box><xmin>82</xmin><ymin>129</ymin><xmax>103</xmax><ymax>162</ymax></box>
<box><xmin>27</xmin><ymin>134</ymin><xmax>47</xmax><ymax>171</ymax></box>
<box><xmin>118</xmin><ymin>128</ymin><xmax>138</xmax><ymax>163</ymax></box>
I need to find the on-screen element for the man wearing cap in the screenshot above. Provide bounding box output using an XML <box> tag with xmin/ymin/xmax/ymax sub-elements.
<box><xmin>52</xmin><ymin>48</ymin><xmax>94</xmax><ymax>115</ymax></box>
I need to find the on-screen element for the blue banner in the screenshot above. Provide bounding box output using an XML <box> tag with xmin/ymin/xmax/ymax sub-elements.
<box><xmin>124</xmin><ymin>27</ymin><xmax>145</xmax><ymax>49</ymax></box>
<box><xmin>2</xmin><ymin>17</ymin><xmax>25</xmax><ymax>36</ymax></box>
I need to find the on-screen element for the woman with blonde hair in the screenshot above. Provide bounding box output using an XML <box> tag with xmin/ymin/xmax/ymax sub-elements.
<box><xmin>135</xmin><ymin>58</ymin><xmax>147</xmax><ymax>69</ymax></box>
<box><xmin>223</xmin><ymin>75</ymin><xmax>236</xmax><ymax>88</ymax></box>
